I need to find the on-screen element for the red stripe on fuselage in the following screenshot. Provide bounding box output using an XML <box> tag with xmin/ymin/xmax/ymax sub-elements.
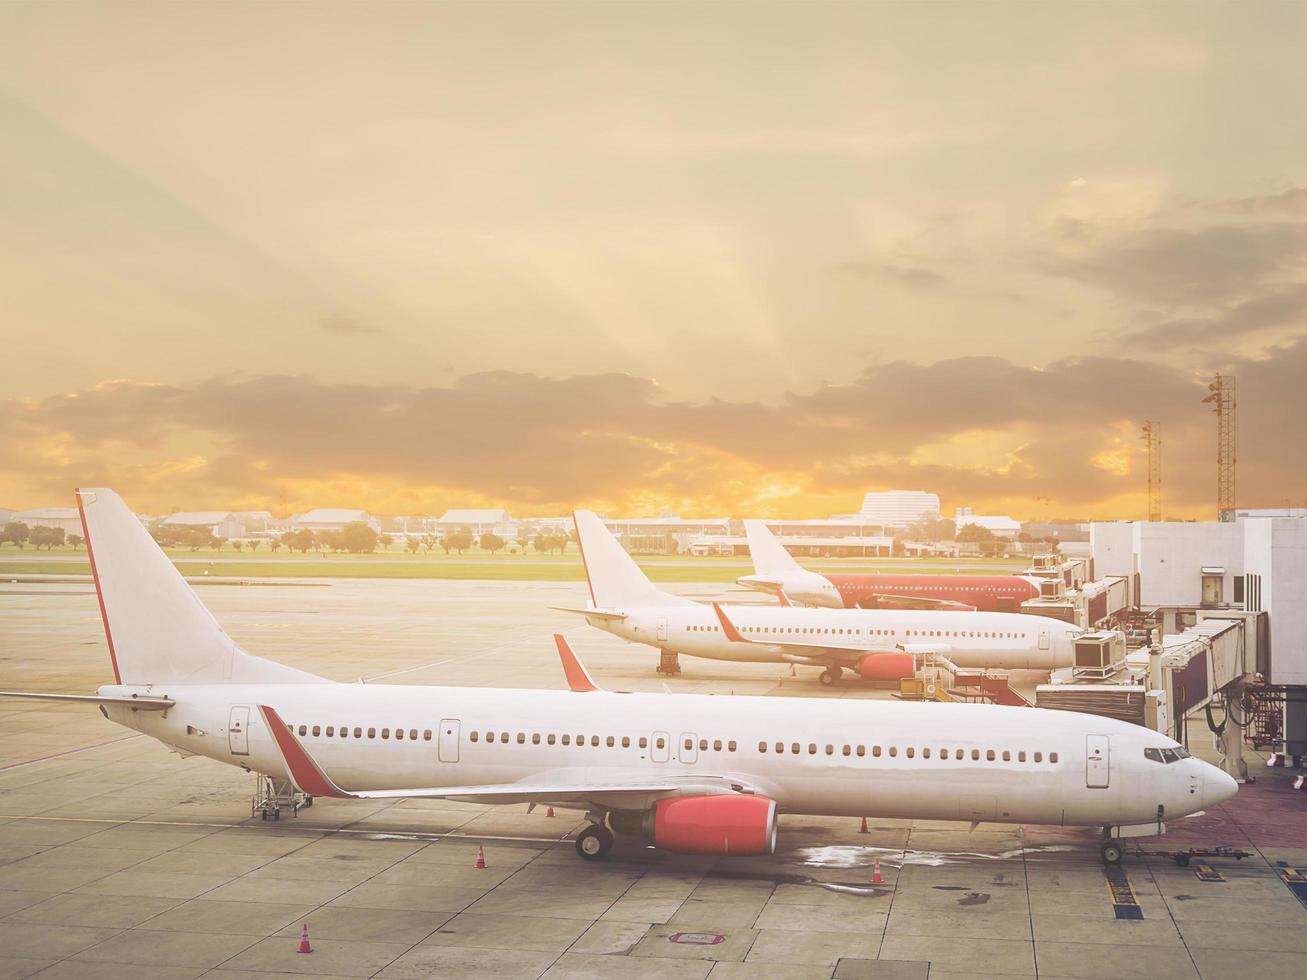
<box><xmin>825</xmin><ymin>574</ymin><xmax>1039</xmax><ymax>612</ymax></box>
<box><xmin>258</xmin><ymin>705</ymin><xmax>350</xmax><ymax>798</ymax></box>
<box><xmin>76</xmin><ymin>489</ymin><xmax>121</xmax><ymax>685</ymax></box>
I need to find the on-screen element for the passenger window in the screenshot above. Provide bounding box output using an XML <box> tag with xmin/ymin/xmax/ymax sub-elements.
<box><xmin>922</xmin><ymin>748</ymin><xmax>931</xmax><ymax>759</ymax></box>
<box><xmin>712</xmin><ymin>740</ymin><xmax>721</xmax><ymax>751</ymax></box>
<box><xmin>872</xmin><ymin>746</ymin><xmax>880</xmax><ymax>757</ymax></box>
<box><xmin>1050</xmin><ymin>752</ymin><xmax>1059</xmax><ymax>764</ymax></box>
<box><xmin>607</xmin><ymin>736</ymin><xmax>615</xmax><ymax>747</ymax></box>
<box><xmin>312</xmin><ymin>726</ymin><xmax>321</xmax><ymax>737</ymax></box>
<box><xmin>684</xmin><ymin>738</ymin><xmax>693</xmax><ymax>751</ymax></box>
<box><xmin>500</xmin><ymin>733</ymin><xmax>509</xmax><ymax>744</ymax></box>
<box><xmin>355</xmin><ymin>727</ymin><xmax>363</xmax><ymax>738</ymax></box>
<box><xmin>759</xmin><ymin>741</ymin><xmax>768</xmax><ymax>752</ymax></box>
<box><xmin>1002</xmin><ymin>751</ymin><xmax>1010</xmax><ymax>761</ymax></box>
<box><xmin>639</xmin><ymin>737</ymin><xmax>648</xmax><ymax>748</ymax></box>
<box><xmin>655</xmin><ymin>737</ymin><xmax>665</xmax><ymax>748</ymax></box>
<box><xmin>842</xmin><ymin>745</ymin><xmax>851</xmax><ymax>756</ymax></box>
<box><xmin>906</xmin><ymin>747</ymin><xmax>915</xmax><ymax>759</ymax></box>
<box><xmin>808</xmin><ymin>743</ymin><xmax>817</xmax><ymax>755</ymax></box>
<box><xmin>547</xmin><ymin>734</ymin><xmax>556</xmax><ymax>745</ymax></box>
<box><xmin>298</xmin><ymin>725</ymin><xmax>307</xmax><ymax>736</ymax></box>
<box><xmin>1034</xmin><ymin>752</ymin><xmax>1043</xmax><ymax>762</ymax></box>
<box><xmin>590</xmin><ymin>735</ymin><xmax>599</xmax><ymax>747</ymax></box>
<box><xmin>971</xmin><ymin>749</ymin><xmax>980</xmax><ymax>760</ymax></box>
<box><xmin>622</xmin><ymin>737</ymin><xmax>630</xmax><ymax>748</ymax></box>
<box><xmin>1018</xmin><ymin>751</ymin><xmax>1026</xmax><ymax>762</ymax></box>
<box><xmin>728</xmin><ymin>741</ymin><xmax>736</xmax><ymax>752</ymax></box>
<box><xmin>775</xmin><ymin>742</ymin><xmax>784</xmax><ymax>753</ymax></box>
<box><xmin>562</xmin><ymin>735</ymin><xmax>571</xmax><ymax>745</ymax></box>
<box><xmin>396</xmin><ymin>729</ymin><xmax>404</xmax><ymax>740</ymax></box>
<box><xmin>470</xmin><ymin>731</ymin><xmax>479</xmax><ymax>743</ymax></box>
<box><xmin>411</xmin><ymin>729</ymin><xmax>419</xmax><ymax>740</ymax></box>
<box><xmin>700</xmin><ymin>739</ymin><xmax>708</xmax><ymax>751</ymax></box>
<box><xmin>517</xmin><ymin>733</ymin><xmax>525</xmax><ymax>744</ymax></box>
<box><xmin>532</xmin><ymin>734</ymin><xmax>540</xmax><ymax>745</ymax></box>
<box><xmin>857</xmin><ymin>745</ymin><xmax>865</xmax><ymax>757</ymax></box>
<box><xmin>791</xmin><ymin>743</ymin><xmax>800</xmax><ymax>754</ymax></box>
<box><xmin>986</xmin><ymin>750</ymin><xmax>995</xmax><ymax>761</ymax></box>
<box><xmin>381</xmin><ymin>729</ymin><xmax>390</xmax><ymax>739</ymax></box>
<box><xmin>326</xmin><ymin>726</ymin><xmax>335</xmax><ymax>737</ymax></box>
<box><xmin>367</xmin><ymin>727</ymin><xmax>376</xmax><ymax>739</ymax></box>
<box><xmin>940</xmin><ymin>748</ymin><xmax>949</xmax><ymax>760</ymax></box>
<box><xmin>889</xmin><ymin>746</ymin><xmax>898</xmax><ymax>757</ymax></box>
<box><xmin>825</xmin><ymin>744</ymin><xmax>834</xmax><ymax>755</ymax></box>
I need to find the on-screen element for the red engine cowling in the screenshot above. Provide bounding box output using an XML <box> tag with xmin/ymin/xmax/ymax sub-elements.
<box><xmin>857</xmin><ymin>651</ymin><xmax>916</xmax><ymax>681</ymax></box>
<box><xmin>650</xmin><ymin>795</ymin><xmax>777</xmax><ymax>856</ymax></box>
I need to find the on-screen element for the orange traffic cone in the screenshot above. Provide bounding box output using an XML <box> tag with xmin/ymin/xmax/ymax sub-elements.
<box><xmin>474</xmin><ymin>845</ymin><xmax>487</xmax><ymax>869</ymax></box>
<box><xmin>296</xmin><ymin>923</ymin><xmax>313</xmax><ymax>954</ymax></box>
<box><xmin>871</xmin><ymin>859</ymin><xmax>884</xmax><ymax>885</ymax></box>
<box><xmin>545</xmin><ymin>807</ymin><xmax>554</xmax><ymax>818</ymax></box>
<box><xmin>859</xmin><ymin>817</ymin><xmax>869</xmax><ymax>834</ymax></box>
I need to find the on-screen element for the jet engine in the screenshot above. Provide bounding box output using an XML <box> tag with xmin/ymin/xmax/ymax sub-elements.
<box><xmin>857</xmin><ymin>651</ymin><xmax>916</xmax><ymax>681</ymax></box>
<box><xmin>618</xmin><ymin>795</ymin><xmax>778</xmax><ymax>855</ymax></box>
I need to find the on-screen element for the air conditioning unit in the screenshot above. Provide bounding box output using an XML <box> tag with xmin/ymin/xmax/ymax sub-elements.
<box><xmin>1072</xmin><ymin>631</ymin><xmax>1127</xmax><ymax>680</ymax></box>
<box><xmin>1039</xmin><ymin>578</ymin><xmax>1065</xmax><ymax>599</ymax></box>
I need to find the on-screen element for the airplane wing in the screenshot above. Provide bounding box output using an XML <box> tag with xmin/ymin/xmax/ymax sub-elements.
<box><xmin>711</xmin><ymin>603</ymin><xmax>869</xmax><ymax>660</ymax></box>
<box><xmin>549</xmin><ymin>606</ymin><xmax>626</xmax><ymax>621</ymax></box>
<box><xmin>0</xmin><ymin>691</ymin><xmax>175</xmax><ymax>710</ymax></box>
<box><xmin>855</xmin><ymin>593</ymin><xmax>975</xmax><ymax>612</ymax></box>
<box><xmin>258</xmin><ymin>704</ymin><xmax>761</xmax><ymax>806</ymax></box>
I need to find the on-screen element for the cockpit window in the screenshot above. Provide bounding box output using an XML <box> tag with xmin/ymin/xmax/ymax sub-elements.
<box><xmin>1145</xmin><ymin>746</ymin><xmax>1190</xmax><ymax>764</ymax></box>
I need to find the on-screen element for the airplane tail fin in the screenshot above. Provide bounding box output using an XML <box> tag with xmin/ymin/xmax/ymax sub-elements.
<box><xmin>76</xmin><ymin>488</ymin><xmax>326</xmax><ymax>686</ymax></box>
<box><xmin>572</xmin><ymin>510</ymin><xmax>692</xmax><ymax>609</ymax></box>
<box><xmin>744</xmin><ymin>520</ymin><xmax>805</xmax><ymax>577</ymax></box>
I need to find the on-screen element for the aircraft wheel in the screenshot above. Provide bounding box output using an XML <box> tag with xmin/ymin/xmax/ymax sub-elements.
<box><xmin>1100</xmin><ymin>839</ymin><xmax>1123</xmax><ymax>865</ymax></box>
<box><xmin>576</xmin><ymin>824</ymin><xmax>614</xmax><ymax>861</ymax></box>
<box><xmin>819</xmin><ymin>667</ymin><xmax>842</xmax><ymax>686</ymax></box>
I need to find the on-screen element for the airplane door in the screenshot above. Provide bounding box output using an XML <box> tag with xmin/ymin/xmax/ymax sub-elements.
<box><xmin>228</xmin><ymin>706</ymin><xmax>250</xmax><ymax>756</ymax></box>
<box><xmin>438</xmin><ymin>719</ymin><xmax>460</xmax><ymax>763</ymax></box>
<box><xmin>652</xmin><ymin>731</ymin><xmax>670</xmax><ymax>763</ymax></box>
<box><xmin>679</xmin><ymin>732</ymin><xmax>698</xmax><ymax>764</ymax></box>
<box><xmin>1086</xmin><ymin>734</ymin><xmax>1109</xmax><ymax>789</ymax></box>
<box><xmin>1038</xmin><ymin>624</ymin><xmax>1051</xmax><ymax>650</ymax></box>
<box><xmin>657</xmin><ymin>617</ymin><xmax>668</xmax><ymax>642</ymax></box>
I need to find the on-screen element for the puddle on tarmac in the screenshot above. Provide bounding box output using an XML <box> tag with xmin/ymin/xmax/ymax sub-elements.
<box><xmin>795</xmin><ymin>843</ymin><xmax>1079</xmax><ymax>869</ymax></box>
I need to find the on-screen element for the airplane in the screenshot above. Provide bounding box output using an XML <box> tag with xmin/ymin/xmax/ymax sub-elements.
<box><xmin>0</xmin><ymin>489</ymin><xmax>1236</xmax><ymax>866</ymax></box>
<box><xmin>738</xmin><ymin>519</ymin><xmax>1041</xmax><ymax>611</ymax></box>
<box><xmin>559</xmin><ymin>511</ymin><xmax>1082</xmax><ymax>685</ymax></box>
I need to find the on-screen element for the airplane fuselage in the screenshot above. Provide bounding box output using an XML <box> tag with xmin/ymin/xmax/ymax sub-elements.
<box><xmin>589</xmin><ymin>605</ymin><xmax>1080</xmax><ymax>670</ymax></box>
<box><xmin>739</xmin><ymin>571</ymin><xmax>1041</xmax><ymax>612</ymax></box>
<box><xmin>99</xmin><ymin>682</ymin><xmax>1220</xmax><ymax>830</ymax></box>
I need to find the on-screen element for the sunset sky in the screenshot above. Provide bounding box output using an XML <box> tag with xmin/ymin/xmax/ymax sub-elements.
<box><xmin>3</xmin><ymin>2</ymin><xmax>1306</xmax><ymax>520</ymax></box>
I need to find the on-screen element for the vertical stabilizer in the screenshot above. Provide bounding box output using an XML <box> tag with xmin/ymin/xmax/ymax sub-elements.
<box><xmin>76</xmin><ymin>489</ymin><xmax>325</xmax><ymax>686</ymax></box>
<box><xmin>573</xmin><ymin>510</ymin><xmax>692</xmax><ymax>609</ymax></box>
<box><xmin>744</xmin><ymin>520</ymin><xmax>805</xmax><ymax>577</ymax></box>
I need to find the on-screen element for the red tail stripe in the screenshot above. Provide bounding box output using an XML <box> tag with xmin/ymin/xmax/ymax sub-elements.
<box><xmin>554</xmin><ymin>634</ymin><xmax>599</xmax><ymax>692</ymax></box>
<box><xmin>712</xmin><ymin>603</ymin><xmax>745</xmax><ymax>643</ymax></box>
<box><xmin>76</xmin><ymin>489</ymin><xmax>121</xmax><ymax>684</ymax></box>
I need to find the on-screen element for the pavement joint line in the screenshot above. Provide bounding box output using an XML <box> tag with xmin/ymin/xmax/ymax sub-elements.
<box><xmin>1144</xmin><ymin>852</ymin><xmax>1204</xmax><ymax>979</ymax></box>
<box><xmin>1020</xmin><ymin>829</ymin><xmax>1039</xmax><ymax>979</ymax></box>
<box><xmin>0</xmin><ymin>733</ymin><xmax>143</xmax><ymax>772</ymax></box>
<box><xmin>874</xmin><ymin>826</ymin><xmax>909</xmax><ymax>960</ymax></box>
<box><xmin>360</xmin><ymin>623</ymin><xmax>542</xmax><ymax>682</ymax></box>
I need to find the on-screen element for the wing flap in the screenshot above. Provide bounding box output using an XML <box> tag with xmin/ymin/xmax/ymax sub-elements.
<box><xmin>0</xmin><ymin>691</ymin><xmax>174</xmax><ymax>710</ymax></box>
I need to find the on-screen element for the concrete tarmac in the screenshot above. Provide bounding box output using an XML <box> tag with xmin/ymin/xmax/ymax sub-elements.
<box><xmin>2</xmin><ymin>579</ymin><xmax>1304</xmax><ymax>979</ymax></box>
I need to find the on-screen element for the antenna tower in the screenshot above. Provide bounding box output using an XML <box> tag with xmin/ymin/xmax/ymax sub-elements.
<box><xmin>1202</xmin><ymin>374</ymin><xmax>1236</xmax><ymax>522</ymax></box>
<box><xmin>1140</xmin><ymin>420</ymin><xmax>1161</xmax><ymax>521</ymax></box>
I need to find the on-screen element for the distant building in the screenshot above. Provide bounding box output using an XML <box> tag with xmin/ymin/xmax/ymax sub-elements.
<box><xmin>0</xmin><ymin>508</ymin><xmax>12</xmax><ymax>526</ymax></box>
<box><xmin>162</xmin><ymin>512</ymin><xmax>245</xmax><ymax>540</ymax></box>
<box><xmin>436</xmin><ymin>509</ymin><xmax>515</xmax><ymax>538</ymax></box>
<box><xmin>11</xmin><ymin>507</ymin><xmax>82</xmax><ymax>535</ymax></box>
<box><xmin>954</xmin><ymin>507</ymin><xmax>1021</xmax><ymax>538</ymax></box>
<box><xmin>293</xmin><ymin>508</ymin><xmax>380</xmax><ymax>533</ymax></box>
<box><xmin>601</xmin><ymin>514</ymin><xmax>731</xmax><ymax>554</ymax></box>
<box><xmin>859</xmin><ymin>490</ymin><xmax>941</xmax><ymax>528</ymax></box>
<box><xmin>1236</xmin><ymin>507</ymin><xmax>1307</xmax><ymax>519</ymax></box>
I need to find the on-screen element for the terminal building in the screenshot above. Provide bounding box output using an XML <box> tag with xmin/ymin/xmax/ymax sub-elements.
<box><xmin>857</xmin><ymin>489</ymin><xmax>941</xmax><ymax>528</ymax></box>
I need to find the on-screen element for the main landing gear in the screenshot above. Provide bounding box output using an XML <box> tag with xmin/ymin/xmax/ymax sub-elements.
<box><xmin>819</xmin><ymin>666</ymin><xmax>844</xmax><ymax>687</ymax></box>
<box><xmin>1100</xmin><ymin>836</ymin><xmax>1124</xmax><ymax>865</ymax></box>
<box><xmin>575</xmin><ymin>824</ymin><xmax>614</xmax><ymax>861</ymax></box>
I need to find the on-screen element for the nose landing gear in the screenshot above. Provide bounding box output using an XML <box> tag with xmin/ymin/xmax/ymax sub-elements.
<box><xmin>1100</xmin><ymin>838</ymin><xmax>1124</xmax><ymax>865</ymax></box>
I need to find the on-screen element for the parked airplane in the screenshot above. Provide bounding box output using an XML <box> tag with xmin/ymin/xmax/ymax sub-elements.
<box><xmin>560</xmin><ymin>511</ymin><xmax>1081</xmax><ymax>684</ymax></box>
<box><xmin>739</xmin><ymin>520</ymin><xmax>1041</xmax><ymax>611</ymax></box>
<box><xmin>0</xmin><ymin>489</ymin><xmax>1235</xmax><ymax>865</ymax></box>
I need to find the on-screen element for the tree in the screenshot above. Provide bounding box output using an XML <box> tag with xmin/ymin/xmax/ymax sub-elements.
<box><xmin>231</xmin><ymin>540</ymin><xmax>243</xmax><ymax>552</ymax></box>
<box><xmin>480</xmin><ymin>532</ymin><xmax>505</xmax><ymax>555</ymax></box>
<box><xmin>405</xmin><ymin>536</ymin><xmax>421</xmax><ymax>554</ymax></box>
<box><xmin>68</xmin><ymin>533</ymin><xmax>83</xmax><ymax>551</ymax></box>
<box><xmin>379</xmin><ymin>533</ymin><xmax>392</xmax><ymax>551</ymax></box>
<box><xmin>29</xmin><ymin>525</ymin><xmax>65</xmax><ymax>550</ymax></box>
<box><xmin>2</xmin><ymin>522</ymin><xmax>30</xmax><ymax>549</ymax></box>
<box><xmin>269</xmin><ymin>536</ymin><xmax>281</xmax><ymax>553</ymax></box>
<box><xmin>956</xmin><ymin>523</ymin><xmax>996</xmax><ymax>543</ymax></box>
<box><xmin>420</xmin><ymin>534</ymin><xmax>437</xmax><ymax>554</ymax></box>
<box><xmin>340</xmin><ymin>521</ymin><xmax>379</xmax><ymax>554</ymax></box>
<box><xmin>247</xmin><ymin>540</ymin><xmax>260</xmax><ymax>552</ymax></box>
<box><xmin>442</xmin><ymin>529</ymin><xmax>473</xmax><ymax>555</ymax></box>
<box><xmin>283</xmin><ymin>529</ymin><xmax>314</xmax><ymax>553</ymax></box>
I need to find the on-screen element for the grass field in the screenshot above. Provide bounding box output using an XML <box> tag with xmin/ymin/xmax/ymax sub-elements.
<box><xmin>0</xmin><ymin>551</ymin><xmax>1027</xmax><ymax>583</ymax></box>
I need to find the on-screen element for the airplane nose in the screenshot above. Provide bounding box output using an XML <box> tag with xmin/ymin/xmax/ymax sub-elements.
<box><xmin>1204</xmin><ymin>767</ymin><xmax>1238</xmax><ymax>807</ymax></box>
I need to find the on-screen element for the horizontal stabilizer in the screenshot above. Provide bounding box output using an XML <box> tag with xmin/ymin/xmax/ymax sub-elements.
<box><xmin>550</xmin><ymin>606</ymin><xmax>626</xmax><ymax>621</ymax></box>
<box><xmin>0</xmin><ymin>691</ymin><xmax>174</xmax><ymax>710</ymax></box>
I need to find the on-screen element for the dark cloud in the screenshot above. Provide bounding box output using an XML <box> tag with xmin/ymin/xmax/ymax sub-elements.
<box><xmin>835</xmin><ymin>260</ymin><xmax>950</xmax><ymax>289</ymax></box>
<box><xmin>1131</xmin><ymin>282</ymin><xmax>1307</xmax><ymax>345</ymax></box>
<box><xmin>4</xmin><ymin>341</ymin><xmax>1306</xmax><ymax>517</ymax></box>
<box><xmin>318</xmin><ymin>314</ymin><xmax>381</xmax><ymax>336</ymax></box>
<box><xmin>1046</xmin><ymin>222</ymin><xmax>1307</xmax><ymax>305</ymax></box>
<box><xmin>1222</xmin><ymin>186</ymin><xmax>1307</xmax><ymax>216</ymax></box>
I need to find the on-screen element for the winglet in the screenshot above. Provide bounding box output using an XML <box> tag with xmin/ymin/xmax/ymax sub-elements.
<box><xmin>257</xmin><ymin>705</ymin><xmax>352</xmax><ymax>798</ymax></box>
<box><xmin>554</xmin><ymin>634</ymin><xmax>602</xmax><ymax>692</ymax></box>
<box><xmin>776</xmin><ymin>589</ymin><xmax>792</xmax><ymax>607</ymax></box>
<box><xmin>712</xmin><ymin>603</ymin><xmax>747</xmax><ymax>643</ymax></box>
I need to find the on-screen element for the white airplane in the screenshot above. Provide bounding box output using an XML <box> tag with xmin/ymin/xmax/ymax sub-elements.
<box><xmin>0</xmin><ymin>489</ymin><xmax>1235</xmax><ymax>866</ymax></box>
<box><xmin>560</xmin><ymin>511</ymin><xmax>1082</xmax><ymax>685</ymax></box>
